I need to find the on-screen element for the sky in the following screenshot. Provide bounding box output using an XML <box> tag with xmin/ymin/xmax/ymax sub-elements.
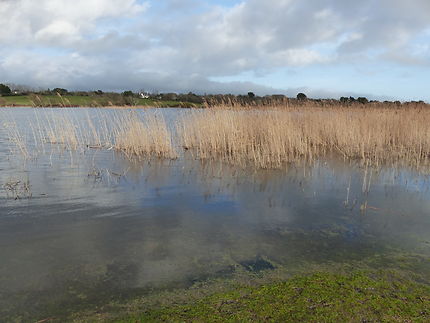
<box><xmin>0</xmin><ymin>0</ymin><xmax>430</xmax><ymax>101</ymax></box>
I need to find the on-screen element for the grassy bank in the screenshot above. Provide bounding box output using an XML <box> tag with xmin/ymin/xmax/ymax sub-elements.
<box><xmin>120</xmin><ymin>271</ymin><xmax>429</xmax><ymax>323</ymax></box>
<box><xmin>0</xmin><ymin>94</ymin><xmax>200</xmax><ymax>108</ymax></box>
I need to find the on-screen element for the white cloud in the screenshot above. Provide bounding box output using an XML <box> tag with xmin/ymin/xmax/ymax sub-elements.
<box><xmin>0</xmin><ymin>0</ymin><xmax>148</xmax><ymax>44</ymax></box>
<box><xmin>35</xmin><ymin>21</ymin><xmax>80</xmax><ymax>43</ymax></box>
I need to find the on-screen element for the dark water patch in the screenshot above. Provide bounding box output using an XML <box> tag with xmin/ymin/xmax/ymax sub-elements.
<box><xmin>240</xmin><ymin>257</ymin><xmax>275</xmax><ymax>272</ymax></box>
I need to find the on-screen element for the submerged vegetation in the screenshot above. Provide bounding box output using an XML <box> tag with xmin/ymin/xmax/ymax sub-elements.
<box><xmin>3</xmin><ymin>104</ymin><xmax>430</xmax><ymax>170</ymax></box>
<box><xmin>2</xmin><ymin>110</ymin><xmax>177</xmax><ymax>160</ymax></box>
<box><xmin>40</xmin><ymin>259</ymin><xmax>426</xmax><ymax>323</ymax></box>
<box><xmin>115</xmin><ymin>113</ymin><xmax>177</xmax><ymax>159</ymax></box>
<box><xmin>124</xmin><ymin>271</ymin><xmax>430</xmax><ymax>323</ymax></box>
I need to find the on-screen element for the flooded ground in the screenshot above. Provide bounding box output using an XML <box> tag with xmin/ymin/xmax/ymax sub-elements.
<box><xmin>0</xmin><ymin>108</ymin><xmax>429</xmax><ymax>321</ymax></box>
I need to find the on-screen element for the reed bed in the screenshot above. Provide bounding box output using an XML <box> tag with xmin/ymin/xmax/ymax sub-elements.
<box><xmin>2</xmin><ymin>119</ymin><xmax>30</xmax><ymax>158</ymax></box>
<box><xmin>2</xmin><ymin>105</ymin><xmax>430</xmax><ymax>169</ymax></box>
<box><xmin>1</xmin><ymin>110</ymin><xmax>177</xmax><ymax>160</ymax></box>
<box><xmin>180</xmin><ymin>106</ymin><xmax>430</xmax><ymax>169</ymax></box>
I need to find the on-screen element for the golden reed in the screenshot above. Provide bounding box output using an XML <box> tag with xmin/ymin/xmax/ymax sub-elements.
<box><xmin>180</xmin><ymin>105</ymin><xmax>430</xmax><ymax>169</ymax></box>
<box><xmin>3</xmin><ymin>104</ymin><xmax>430</xmax><ymax>169</ymax></box>
<box><xmin>2</xmin><ymin>110</ymin><xmax>177</xmax><ymax>160</ymax></box>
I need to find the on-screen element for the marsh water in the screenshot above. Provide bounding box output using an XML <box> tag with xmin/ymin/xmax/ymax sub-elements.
<box><xmin>1</xmin><ymin>108</ymin><xmax>430</xmax><ymax>321</ymax></box>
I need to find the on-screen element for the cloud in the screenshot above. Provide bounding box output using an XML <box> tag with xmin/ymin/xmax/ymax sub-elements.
<box><xmin>0</xmin><ymin>0</ymin><xmax>148</xmax><ymax>45</ymax></box>
<box><xmin>0</xmin><ymin>0</ymin><xmax>430</xmax><ymax>99</ymax></box>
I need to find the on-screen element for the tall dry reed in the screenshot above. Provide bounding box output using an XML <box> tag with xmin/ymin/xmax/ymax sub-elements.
<box><xmin>1</xmin><ymin>110</ymin><xmax>177</xmax><ymax>160</ymax></box>
<box><xmin>180</xmin><ymin>106</ymin><xmax>430</xmax><ymax>169</ymax></box>
<box><xmin>114</xmin><ymin>113</ymin><xmax>177</xmax><ymax>159</ymax></box>
<box><xmin>3</xmin><ymin>120</ymin><xmax>30</xmax><ymax>158</ymax></box>
<box><xmin>4</xmin><ymin>105</ymin><xmax>430</xmax><ymax>169</ymax></box>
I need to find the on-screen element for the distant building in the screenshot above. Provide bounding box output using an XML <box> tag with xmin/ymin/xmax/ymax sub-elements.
<box><xmin>140</xmin><ymin>92</ymin><xmax>150</xmax><ymax>99</ymax></box>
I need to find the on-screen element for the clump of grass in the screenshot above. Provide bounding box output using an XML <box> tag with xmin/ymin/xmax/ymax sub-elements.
<box><xmin>2</xmin><ymin>179</ymin><xmax>32</xmax><ymax>199</ymax></box>
<box><xmin>2</xmin><ymin>120</ymin><xmax>30</xmax><ymax>158</ymax></box>
<box><xmin>44</xmin><ymin>114</ymin><xmax>80</xmax><ymax>150</ymax></box>
<box><xmin>114</xmin><ymin>113</ymin><xmax>177</xmax><ymax>159</ymax></box>
<box><xmin>180</xmin><ymin>106</ymin><xmax>430</xmax><ymax>169</ymax></box>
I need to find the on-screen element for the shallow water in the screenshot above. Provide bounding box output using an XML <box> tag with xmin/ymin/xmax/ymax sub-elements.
<box><xmin>0</xmin><ymin>108</ymin><xmax>429</xmax><ymax>320</ymax></box>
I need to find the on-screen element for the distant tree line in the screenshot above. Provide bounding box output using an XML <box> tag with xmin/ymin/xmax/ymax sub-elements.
<box><xmin>202</xmin><ymin>92</ymin><xmax>427</xmax><ymax>108</ymax></box>
<box><xmin>0</xmin><ymin>83</ymin><xmax>428</xmax><ymax>108</ymax></box>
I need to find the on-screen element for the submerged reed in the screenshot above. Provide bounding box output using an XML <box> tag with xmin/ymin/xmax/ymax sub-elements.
<box><xmin>2</xmin><ymin>105</ymin><xmax>430</xmax><ymax>170</ymax></box>
<box><xmin>114</xmin><ymin>113</ymin><xmax>177</xmax><ymax>159</ymax></box>
<box><xmin>1</xmin><ymin>110</ymin><xmax>177</xmax><ymax>160</ymax></box>
<box><xmin>180</xmin><ymin>106</ymin><xmax>430</xmax><ymax>169</ymax></box>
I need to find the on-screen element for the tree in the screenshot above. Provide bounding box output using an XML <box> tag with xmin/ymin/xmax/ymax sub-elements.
<box><xmin>53</xmin><ymin>88</ymin><xmax>68</xmax><ymax>95</ymax></box>
<box><xmin>357</xmin><ymin>97</ymin><xmax>369</xmax><ymax>104</ymax></box>
<box><xmin>122</xmin><ymin>90</ymin><xmax>134</xmax><ymax>97</ymax></box>
<box><xmin>297</xmin><ymin>93</ymin><xmax>307</xmax><ymax>100</ymax></box>
<box><xmin>0</xmin><ymin>84</ymin><xmax>12</xmax><ymax>95</ymax></box>
<box><xmin>161</xmin><ymin>93</ymin><xmax>178</xmax><ymax>101</ymax></box>
<box><xmin>178</xmin><ymin>92</ymin><xmax>203</xmax><ymax>104</ymax></box>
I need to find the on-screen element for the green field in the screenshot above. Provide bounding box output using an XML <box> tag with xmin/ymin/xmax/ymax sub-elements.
<box><xmin>0</xmin><ymin>94</ymin><xmax>200</xmax><ymax>108</ymax></box>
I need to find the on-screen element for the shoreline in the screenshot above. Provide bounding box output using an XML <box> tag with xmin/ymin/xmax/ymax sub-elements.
<box><xmin>0</xmin><ymin>104</ymin><xmax>199</xmax><ymax>109</ymax></box>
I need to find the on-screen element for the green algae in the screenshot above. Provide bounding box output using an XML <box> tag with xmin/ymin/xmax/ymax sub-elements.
<box><xmin>119</xmin><ymin>271</ymin><xmax>430</xmax><ymax>323</ymax></box>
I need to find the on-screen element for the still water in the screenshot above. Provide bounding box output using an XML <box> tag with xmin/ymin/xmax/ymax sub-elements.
<box><xmin>0</xmin><ymin>108</ymin><xmax>429</xmax><ymax>321</ymax></box>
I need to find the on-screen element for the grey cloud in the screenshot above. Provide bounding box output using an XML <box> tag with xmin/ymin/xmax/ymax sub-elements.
<box><xmin>131</xmin><ymin>0</ymin><xmax>430</xmax><ymax>78</ymax></box>
<box><xmin>338</xmin><ymin>0</ymin><xmax>430</xmax><ymax>53</ymax></box>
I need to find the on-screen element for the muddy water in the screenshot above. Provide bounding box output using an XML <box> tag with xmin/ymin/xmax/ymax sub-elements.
<box><xmin>0</xmin><ymin>108</ymin><xmax>429</xmax><ymax>321</ymax></box>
